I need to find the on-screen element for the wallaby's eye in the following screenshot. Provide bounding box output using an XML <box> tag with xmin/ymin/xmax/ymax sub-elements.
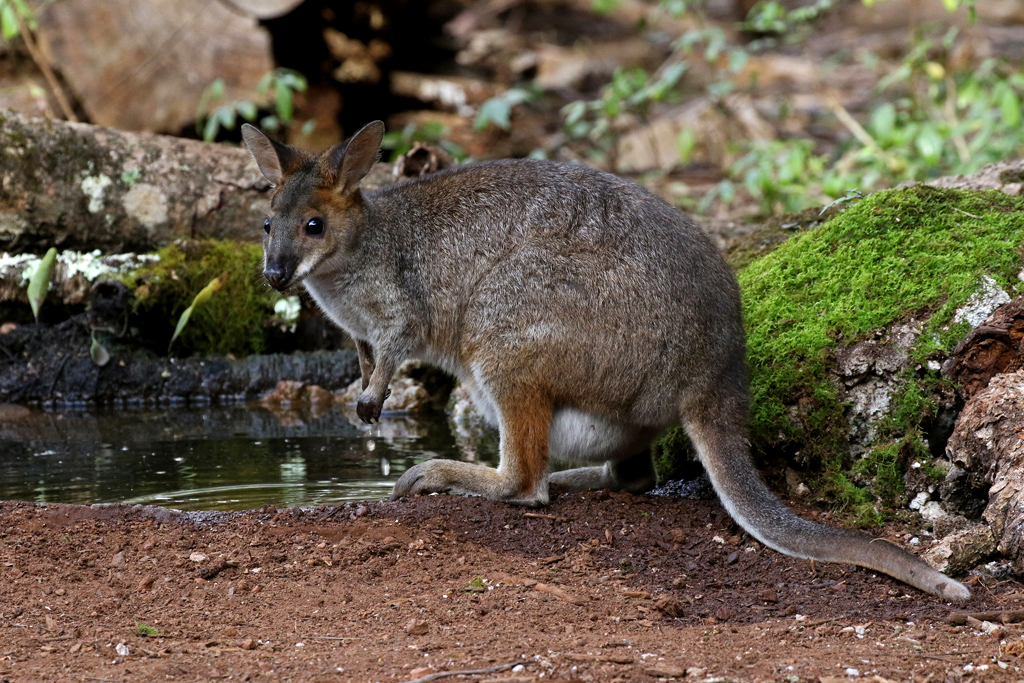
<box><xmin>263</xmin><ymin>217</ymin><xmax>271</xmax><ymax>234</ymax></box>
<box><xmin>305</xmin><ymin>217</ymin><xmax>325</xmax><ymax>236</ymax></box>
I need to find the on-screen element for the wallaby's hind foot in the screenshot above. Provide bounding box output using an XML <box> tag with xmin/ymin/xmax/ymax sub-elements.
<box><xmin>392</xmin><ymin>384</ymin><xmax>553</xmax><ymax>507</ymax></box>
<box><xmin>549</xmin><ymin>450</ymin><xmax>657</xmax><ymax>494</ymax></box>
<box><xmin>391</xmin><ymin>459</ymin><xmax>548</xmax><ymax>506</ymax></box>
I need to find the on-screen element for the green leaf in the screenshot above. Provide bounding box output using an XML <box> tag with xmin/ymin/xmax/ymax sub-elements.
<box><xmin>474</xmin><ymin>98</ymin><xmax>511</xmax><ymax>131</ymax></box>
<box><xmin>561</xmin><ymin>100</ymin><xmax>585</xmax><ymax>124</ymax></box>
<box><xmin>727</xmin><ymin>48</ymin><xmax>748</xmax><ymax>74</ymax></box>
<box><xmin>236</xmin><ymin>100</ymin><xmax>258</xmax><ymax>121</ymax></box>
<box><xmin>664</xmin><ymin>0</ymin><xmax>687</xmax><ymax>17</ymax></box>
<box><xmin>275</xmin><ymin>82</ymin><xmax>294</xmax><ymax>122</ymax></box>
<box><xmin>718</xmin><ymin>179</ymin><xmax>735</xmax><ymax>205</ymax></box>
<box><xmin>256</xmin><ymin>71</ymin><xmax>273</xmax><ymax>95</ymax></box>
<box><xmin>202</xmin><ymin>115</ymin><xmax>220</xmax><ymax>142</ymax></box>
<box><xmin>999</xmin><ymin>86</ymin><xmax>1020</xmax><ymax>128</ymax></box>
<box><xmin>27</xmin><ymin>248</ymin><xmax>57</xmax><ymax>324</ymax></box>
<box><xmin>208</xmin><ymin>78</ymin><xmax>225</xmax><ymax>100</ymax></box>
<box><xmin>591</xmin><ymin>0</ymin><xmax>621</xmax><ymax>14</ymax></box>
<box><xmin>475</xmin><ymin>89</ymin><xmax>534</xmax><ymax>132</ymax></box>
<box><xmin>869</xmin><ymin>103</ymin><xmax>897</xmax><ymax>145</ymax></box>
<box><xmin>12</xmin><ymin>0</ymin><xmax>36</xmax><ymax>29</ymax></box>
<box><xmin>915</xmin><ymin>126</ymin><xmax>943</xmax><ymax>164</ymax></box>
<box><xmin>168</xmin><ymin>275</ymin><xmax>224</xmax><ymax>354</ymax></box>
<box><xmin>677</xmin><ymin>128</ymin><xmax>696</xmax><ymax>164</ymax></box>
<box><xmin>1</xmin><ymin>6</ymin><xmax>19</xmax><ymax>40</ymax></box>
<box><xmin>260</xmin><ymin>115</ymin><xmax>280</xmax><ymax>132</ymax></box>
<box><xmin>219</xmin><ymin>106</ymin><xmax>237</xmax><ymax>130</ymax></box>
<box><xmin>90</xmin><ymin>335</ymin><xmax>110</xmax><ymax>367</ymax></box>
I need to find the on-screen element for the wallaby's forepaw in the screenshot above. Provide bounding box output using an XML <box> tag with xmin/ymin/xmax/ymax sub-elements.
<box><xmin>356</xmin><ymin>390</ymin><xmax>384</xmax><ymax>423</ymax></box>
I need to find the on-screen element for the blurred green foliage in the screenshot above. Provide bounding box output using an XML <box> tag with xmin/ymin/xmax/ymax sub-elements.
<box><xmin>0</xmin><ymin>0</ymin><xmax>35</xmax><ymax>39</ymax></box>
<box><xmin>380</xmin><ymin>121</ymin><xmax>466</xmax><ymax>161</ymax></box>
<box><xmin>197</xmin><ymin>69</ymin><xmax>313</xmax><ymax>142</ymax></box>
<box><xmin>559</xmin><ymin>0</ymin><xmax>1005</xmax><ymax>215</ymax></box>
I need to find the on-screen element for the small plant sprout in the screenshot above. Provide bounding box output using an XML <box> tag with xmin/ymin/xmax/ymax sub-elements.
<box><xmin>0</xmin><ymin>0</ymin><xmax>35</xmax><ymax>40</ymax></box>
<box><xmin>135</xmin><ymin>623</ymin><xmax>160</xmax><ymax>637</ymax></box>
<box><xmin>168</xmin><ymin>274</ymin><xmax>225</xmax><ymax>354</ymax></box>
<box><xmin>273</xmin><ymin>295</ymin><xmax>301</xmax><ymax>333</ymax></box>
<box><xmin>27</xmin><ymin>247</ymin><xmax>57</xmax><ymax>324</ymax></box>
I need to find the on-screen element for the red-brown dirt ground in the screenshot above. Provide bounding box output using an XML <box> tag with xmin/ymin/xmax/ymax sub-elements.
<box><xmin>1</xmin><ymin>491</ymin><xmax>1022</xmax><ymax>683</ymax></box>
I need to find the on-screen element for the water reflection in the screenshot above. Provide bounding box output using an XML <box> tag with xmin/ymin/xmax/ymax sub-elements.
<box><xmin>0</xmin><ymin>404</ymin><xmax>498</xmax><ymax>511</ymax></box>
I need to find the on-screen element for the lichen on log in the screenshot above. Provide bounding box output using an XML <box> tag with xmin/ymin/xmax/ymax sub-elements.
<box><xmin>0</xmin><ymin>111</ymin><xmax>271</xmax><ymax>253</ymax></box>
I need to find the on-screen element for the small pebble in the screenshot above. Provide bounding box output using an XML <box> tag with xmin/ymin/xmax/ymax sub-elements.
<box><xmin>405</xmin><ymin>619</ymin><xmax>428</xmax><ymax>636</ymax></box>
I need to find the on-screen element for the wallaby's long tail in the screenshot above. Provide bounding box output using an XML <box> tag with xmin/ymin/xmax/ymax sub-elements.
<box><xmin>686</xmin><ymin>420</ymin><xmax>971</xmax><ymax>601</ymax></box>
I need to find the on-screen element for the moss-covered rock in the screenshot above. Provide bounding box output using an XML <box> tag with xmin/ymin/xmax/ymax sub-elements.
<box><xmin>656</xmin><ymin>185</ymin><xmax>1024</xmax><ymax>523</ymax></box>
<box><xmin>128</xmin><ymin>240</ymin><xmax>280</xmax><ymax>357</ymax></box>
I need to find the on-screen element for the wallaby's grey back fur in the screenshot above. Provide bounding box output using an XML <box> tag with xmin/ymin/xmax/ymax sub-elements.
<box><xmin>241</xmin><ymin>120</ymin><xmax>970</xmax><ymax>601</ymax></box>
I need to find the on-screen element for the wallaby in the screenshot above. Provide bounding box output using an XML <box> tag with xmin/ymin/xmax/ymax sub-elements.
<box><xmin>242</xmin><ymin>121</ymin><xmax>970</xmax><ymax>601</ymax></box>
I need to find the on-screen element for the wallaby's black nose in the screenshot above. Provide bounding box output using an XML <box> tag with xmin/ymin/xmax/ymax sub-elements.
<box><xmin>264</xmin><ymin>265</ymin><xmax>288</xmax><ymax>290</ymax></box>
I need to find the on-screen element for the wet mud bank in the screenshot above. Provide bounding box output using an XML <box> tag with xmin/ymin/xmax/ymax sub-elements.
<box><xmin>0</xmin><ymin>316</ymin><xmax>359</xmax><ymax>406</ymax></box>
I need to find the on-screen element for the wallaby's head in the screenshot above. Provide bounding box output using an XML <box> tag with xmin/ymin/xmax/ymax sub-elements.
<box><xmin>241</xmin><ymin>120</ymin><xmax>385</xmax><ymax>291</ymax></box>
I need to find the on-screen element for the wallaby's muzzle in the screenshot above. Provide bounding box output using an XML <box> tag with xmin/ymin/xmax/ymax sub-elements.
<box><xmin>263</xmin><ymin>260</ymin><xmax>293</xmax><ymax>291</ymax></box>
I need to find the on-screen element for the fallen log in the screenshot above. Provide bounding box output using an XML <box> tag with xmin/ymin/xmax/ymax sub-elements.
<box><xmin>0</xmin><ymin>111</ymin><xmax>399</xmax><ymax>255</ymax></box>
<box><xmin>0</xmin><ymin>110</ymin><xmax>269</xmax><ymax>253</ymax></box>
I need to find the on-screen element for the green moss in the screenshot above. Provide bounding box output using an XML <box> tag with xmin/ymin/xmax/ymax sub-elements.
<box><xmin>135</xmin><ymin>623</ymin><xmax>160</xmax><ymax>637</ymax></box>
<box><xmin>824</xmin><ymin>467</ymin><xmax>885</xmax><ymax>527</ymax></box>
<box><xmin>652</xmin><ymin>428</ymin><xmax>696</xmax><ymax>481</ymax></box>
<box><xmin>657</xmin><ymin>185</ymin><xmax>1024</xmax><ymax>520</ymax></box>
<box><xmin>739</xmin><ymin>184</ymin><xmax>1024</xmax><ymax>513</ymax></box>
<box><xmin>129</xmin><ymin>240</ymin><xmax>276</xmax><ymax>356</ymax></box>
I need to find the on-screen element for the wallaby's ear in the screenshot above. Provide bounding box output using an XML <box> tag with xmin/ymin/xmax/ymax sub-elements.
<box><xmin>241</xmin><ymin>123</ymin><xmax>303</xmax><ymax>186</ymax></box>
<box><xmin>325</xmin><ymin>120</ymin><xmax>385</xmax><ymax>195</ymax></box>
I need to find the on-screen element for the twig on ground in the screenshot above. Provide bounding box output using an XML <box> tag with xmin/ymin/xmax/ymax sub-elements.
<box><xmin>10</xmin><ymin>9</ymin><xmax>78</xmax><ymax>122</ymax></box>
<box><xmin>908</xmin><ymin>653</ymin><xmax>956</xmax><ymax>662</ymax></box>
<box><xmin>953</xmin><ymin>207</ymin><xmax>982</xmax><ymax>220</ymax></box>
<box><xmin>532</xmin><ymin>582</ymin><xmax>586</xmax><ymax>605</ymax></box>
<box><xmin>400</xmin><ymin>662</ymin><xmax>520</xmax><ymax>683</ymax></box>
<box><xmin>309</xmin><ymin>636</ymin><xmax>361</xmax><ymax>640</ymax></box>
<box><xmin>948</xmin><ymin>610</ymin><xmax>1024</xmax><ymax>626</ymax></box>
<box><xmin>523</xmin><ymin>512</ymin><xmax>559</xmax><ymax>521</ymax></box>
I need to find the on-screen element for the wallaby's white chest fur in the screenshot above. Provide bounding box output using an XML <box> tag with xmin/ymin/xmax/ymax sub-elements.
<box><xmin>304</xmin><ymin>277</ymin><xmax>371</xmax><ymax>342</ymax></box>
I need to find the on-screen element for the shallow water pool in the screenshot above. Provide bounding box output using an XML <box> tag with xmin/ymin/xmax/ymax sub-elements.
<box><xmin>0</xmin><ymin>404</ymin><xmax>496</xmax><ymax>511</ymax></box>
